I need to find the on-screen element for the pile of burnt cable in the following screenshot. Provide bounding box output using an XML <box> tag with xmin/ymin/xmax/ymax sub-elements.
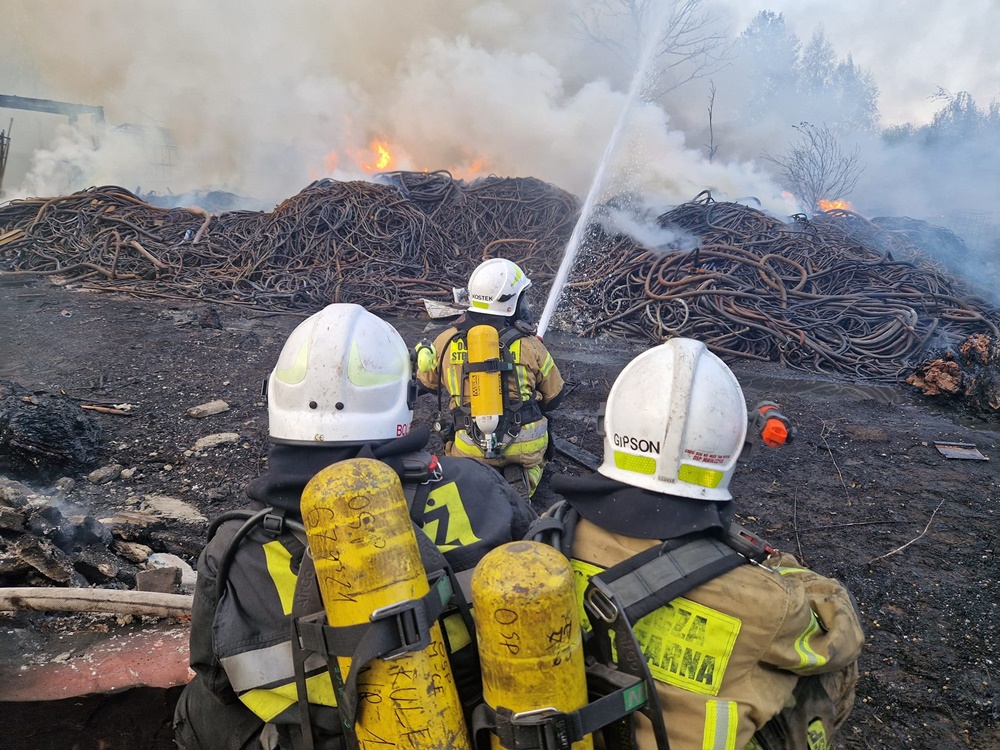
<box><xmin>562</xmin><ymin>192</ymin><xmax>1000</xmax><ymax>382</ymax></box>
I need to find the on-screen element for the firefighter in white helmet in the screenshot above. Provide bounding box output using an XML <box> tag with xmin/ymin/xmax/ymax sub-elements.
<box><xmin>415</xmin><ymin>258</ymin><xmax>564</xmax><ymax>498</ymax></box>
<box><xmin>173</xmin><ymin>303</ymin><xmax>537</xmax><ymax>750</ymax></box>
<box><xmin>534</xmin><ymin>338</ymin><xmax>863</xmax><ymax>750</ymax></box>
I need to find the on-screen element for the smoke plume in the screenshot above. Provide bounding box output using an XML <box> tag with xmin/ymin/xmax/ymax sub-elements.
<box><xmin>2</xmin><ymin>0</ymin><xmax>998</xmax><ymax>255</ymax></box>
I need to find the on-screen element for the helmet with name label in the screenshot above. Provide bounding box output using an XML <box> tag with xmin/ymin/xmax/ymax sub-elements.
<box><xmin>597</xmin><ymin>338</ymin><xmax>747</xmax><ymax>500</ymax></box>
<box><xmin>267</xmin><ymin>303</ymin><xmax>413</xmax><ymax>445</ymax></box>
<box><xmin>466</xmin><ymin>258</ymin><xmax>532</xmax><ymax>318</ymax></box>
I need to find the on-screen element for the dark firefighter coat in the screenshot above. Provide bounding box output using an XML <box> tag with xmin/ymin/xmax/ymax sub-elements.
<box><xmin>551</xmin><ymin>473</ymin><xmax>865</xmax><ymax>750</ymax></box>
<box><xmin>186</xmin><ymin>426</ymin><xmax>537</xmax><ymax>747</ymax></box>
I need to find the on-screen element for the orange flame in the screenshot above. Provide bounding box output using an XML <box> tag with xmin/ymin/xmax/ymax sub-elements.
<box><xmin>351</xmin><ymin>139</ymin><xmax>394</xmax><ymax>173</ymax></box>
<box><xmin>373</xmin><ymin>141</ymin><xmax>393</xmax><ymax>170</ymax></box>
<box><xmin>318</xmin><ymin>136</ymin><xmax>491</xmax><ymax>181</ymax></box>
<box><xmin>818</xmin><ymin>198</ymin><xmax>852</xmax><ymax>211</ymax></box>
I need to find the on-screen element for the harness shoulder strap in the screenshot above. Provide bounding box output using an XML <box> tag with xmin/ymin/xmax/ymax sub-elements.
<box><xmin>290</xmin><ymin>509</ymin><xmax>478</xmax><ymax>743</ymax></box>
<box><xmin>528</xmin><ymin>506</ymin><xmax>777</xmax><ymax>750</ymax></box>
<box><xmin>588</xmin><ymin>536</ymin><xmax>747</xmax><ymax>625</ymax></box>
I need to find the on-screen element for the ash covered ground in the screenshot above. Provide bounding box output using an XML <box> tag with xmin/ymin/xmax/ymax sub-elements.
<box><xmin>0</xmin><ymin>279</ymin><xmax>997</xmax><ymax>749</ymax></box>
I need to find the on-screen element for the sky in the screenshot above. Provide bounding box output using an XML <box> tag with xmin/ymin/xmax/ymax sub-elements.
<box><xmin>1</xmin><ymin>0</ymin><xmax>998</xmax><ymax>241</ymax></box>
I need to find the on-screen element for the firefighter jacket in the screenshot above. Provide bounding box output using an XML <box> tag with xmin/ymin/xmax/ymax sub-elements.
<box><xmin>552</xmin><ymin>473</ymin><xmax>865</xmax><ymax>750</ymax></box>
<box><xmin>416</xmin><ymin>317</ymin><xmax>564</xmax><ymax>483</ymax></box>
<box><xmin>187</xmin><ymin>426</ymin><xmax>538</xmax><ymax>746</ymax></box>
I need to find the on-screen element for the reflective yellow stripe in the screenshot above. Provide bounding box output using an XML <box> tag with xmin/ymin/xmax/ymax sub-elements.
<box><xmin>347</xmin><ymin>339</ymin><xmax>405</xmax><ymax>386</ymax></box>
<box><xmin>453</xmin><ymin>427</ymin><xmax>547</xmax><ymax>457</ymax></box>
<box><xmin>792</xmin><ymin>612</ymin><xmax>827</xmax><ymax>669</ymax></box>
<box><xmin>678</xmin><ymin>463</ymin><xmax>724</xmax><ymax>488</ymax></box>
<box><xmin>702</xmin><ymin>699</ymin><xmax>738</xmax><ymax>750</ymax></box>
<box><xmin>446</xmin><ymin>364</ymin><xmax>461</xmax><ymax>401</ymax></box>
<box><xmin>526</xmin><ymin>464</ymin><xmax>543</xmax><ymax>487</ymax></box>
<box><xmin>806</xmin><ymin>718</ymin><xmax>830</xmax><ymax>750</ymax></box>
<box><xmin>452</xmin><ymin>437</ymin><xmax>487</xmax><ymax>458</ymax></box>
<box><xmin>508</xmin><ymin>339</ymin><xmax>531</xmax><ymax>401</ymax></box>
<box><xmin>500</xmin><ymin>433</ymin><xmax>547</xmax><ymax>455</ymax></box>
<box><xmin>614</xmin><ymin>450</ymin><xmax>656</xmax><ymax>475</ymax></box>
<box><xmin>274</xmin><ymin>339</ymin><xmax>309</xmax><ymax>384</ymax></box>
<box><xmin>775</xmin><ymin>567</ymin><xmax>829</xmax><ymax>669</ymax></box>
<box><xmin>262</xmin><ymin>540</ymin><xmax>298</xmax><ymax>615</ymax></box>
<box><xmin>442</xmin><ymin>612</ymin><xmax>472</xmax><ymax>651</ymax></box>
<box><xmin>240</xmin><ymin>672</ymin><xmax>338</xmax><ymax>722</ymax></box>
<box><xmin>241</xmin><ymin>687</ymin><xmax>293</xmax><ymax>721</ymax></box>
<box><xmin>540</xmin><ymin>352</ymin><xmax>555</xmax><ymax>377</ymax></box>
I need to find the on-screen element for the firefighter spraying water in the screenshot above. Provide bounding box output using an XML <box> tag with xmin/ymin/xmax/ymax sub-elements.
<box><xmin>415</xmin><ymin>258</ymin><xmax>565</xmax><ymax>497</ymax></box>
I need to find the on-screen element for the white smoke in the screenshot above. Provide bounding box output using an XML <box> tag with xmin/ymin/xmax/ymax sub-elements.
<box><xmin>0</xmin><ymin>0</ymin><xmax>995</xmax><ymax>244</ymax></box>
<box><xmin>0</xmin><ymin>0</ymin><xmax>791</xmax><ymax>216</ymax></box>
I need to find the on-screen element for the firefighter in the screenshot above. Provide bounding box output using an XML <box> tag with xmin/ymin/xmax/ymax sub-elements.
<box><xmin>415</xmin><ymin>258</ymin><xmax>564</xmax><ymax>497</ymax></box>
<box><xmin>173</xmin><ymin>303</ymin><xmax>537</xmax><ymax>750</ymax></box>
<box><xmin>542</xmin><ymin>337</ymin><xmax>864</xmax><ymax>750</ymax></box>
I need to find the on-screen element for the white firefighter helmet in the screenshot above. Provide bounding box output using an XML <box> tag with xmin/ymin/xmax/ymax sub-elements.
<box><xmin>598</xmin><ymin>338</ymin><xmax>748</xmax><ymax>500</ymax></box>
<box><xmin>267</xmin><ymin>303</ymin><xmax>413</xmax><ymax>445</ymax></box>
<box><xmin>467</xmin><ymin>258</ymin><xmax>532</xmax><ymax>317</ymax></box>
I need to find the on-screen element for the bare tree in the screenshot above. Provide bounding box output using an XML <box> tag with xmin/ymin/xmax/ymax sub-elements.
<box><xmin>763</xmin><ymin>122</ymin><xmax>864</xmax><ymax>212</ymax></box>
<box><xmin>704</xmin><ymin>80</ymin><xmax>718</xmax><ymax>162</ymax></box>
<box><xmin>572</xmin><ymin>0</ymin><xmax>732</xmax><ymax>99</ymax></box>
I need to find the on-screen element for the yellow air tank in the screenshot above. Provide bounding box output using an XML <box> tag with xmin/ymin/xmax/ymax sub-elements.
<box><xmin>472</xmin><ymin>541</ymin><xmax>593</xmax><ymax>750</ymax></box>
<box><xmin>300</xmin><ymin>457</ymin><xmax>471</xmax><ymax>750</ymax></box>
<box><xmin>467</xmin><ymin>324</ymin><xmax>504</xmax><ymax>444</ymax></box>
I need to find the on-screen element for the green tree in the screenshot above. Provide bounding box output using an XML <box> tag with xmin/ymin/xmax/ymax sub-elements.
<box><xmin>797</xmin><ymin>26</ymin><xmax>836</xmax><ymax>97</ymax></box>
<box><xmin>733</xmin><ymin>11</ymin><xmax>800</xmax><ymax>124</ymax></box>
<box><xmin>832</xmin><ymin>54</ymin><xmax>880</xmax><ymax>132</ymax></box>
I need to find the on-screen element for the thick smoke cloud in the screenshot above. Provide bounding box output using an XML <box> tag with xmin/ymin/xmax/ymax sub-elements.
<box><xmin>1</xmin><ymin>0</ymin><xmax>791</xmax><ymax>214</ymax></box>
<box><xmin>2</xmin><ymin>0</ymin><xmax>997</xmax><ymax>245</ymax></box>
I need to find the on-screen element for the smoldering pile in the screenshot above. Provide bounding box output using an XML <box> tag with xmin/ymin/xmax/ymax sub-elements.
<box><xmin>2</xmin><ymin>174</ymin><xmax>999</xmax><ymax>391</ymax></box>
<box><xmin>0</xmin><ymin>172</ymin><xmax>576</xmax><ymax>316</ymax></box>
<box><xmin>0</xmin><ymin>382</ymin><xmax>202</xmax><ymax>593</ymax></box>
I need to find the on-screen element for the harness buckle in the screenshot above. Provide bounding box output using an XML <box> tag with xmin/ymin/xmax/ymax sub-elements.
<box><xmin>368</xmin><ymin>571</ymin><xmax>451</xmax><ymax>660</ymax></box>
<box><xmin>584</xmin><ymin>578</ymin><xmax>620</xmax><ymax>624</ymax></box>
<box><xmin>369</xmin><ymin>598</ymin><xmax>430</xmax><ymax>659</ymax></box>
<box><xmin>499</xmin><ymin>707</ymin><xmax>574</xmax><ymax>750</ymax></box>
<box><xmin>261</xmin><ymin>512</ymin><xmax>285</xmax><ymax>535</ymax></box>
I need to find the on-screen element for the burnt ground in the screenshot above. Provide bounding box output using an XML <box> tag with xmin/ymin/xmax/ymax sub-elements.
<box><xmin>0</xmin><ymin>278</ymin><xmax>997</xmax><ymax>750</ymax></box>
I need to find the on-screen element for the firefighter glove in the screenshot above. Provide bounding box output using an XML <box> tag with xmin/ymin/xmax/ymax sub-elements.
<box><xmin>415</xmin><ymin>340</ymin><xmax>437</xmax><ymax>374</ymax></box>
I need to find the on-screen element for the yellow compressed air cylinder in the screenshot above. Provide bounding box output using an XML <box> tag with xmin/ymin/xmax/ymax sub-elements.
<box><xmin>300</xmin><ymin>457</ymin><xmax>471</xmax><ymax>750</ymax></box>
<box><xmin>472</xmin><ymin>541</ymin><xmax>593</xmax><ymax>750</ymax></box>
<box><xmin>468</xmin><ymin>324</ymin><xmax>503</xmax><ymax>423</ymax></box>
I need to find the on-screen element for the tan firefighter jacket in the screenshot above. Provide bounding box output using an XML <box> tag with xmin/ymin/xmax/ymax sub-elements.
<box><xmin>417</xmin><ymin>322</ymin><xmax>563</xmax><ymax>477</ymax></box>
<box><xmin>570</xmin><ymin>518</ymin><xmax>864</xmax><ymax>750</ymax></box>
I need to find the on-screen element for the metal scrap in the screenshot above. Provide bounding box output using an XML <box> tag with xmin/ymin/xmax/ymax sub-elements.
<box><xmin>3</xmin><ymin>179</ymin><xmax>999</xmax><ymax>384</ymax></box>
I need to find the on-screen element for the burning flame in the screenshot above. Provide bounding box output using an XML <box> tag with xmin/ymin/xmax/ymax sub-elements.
<box><xmin>818</xmin><ymin>198</ymin><xmax>852</xmax><ymax>212</ymax></box>
<box><xmin>352</xmin><ymin>139</ymin><xmax>394</xmax><ymax>173</ymax></box>
<box><xmin>371</xmin><ymin>140</ymin><xmax>393</xmax><ymax>171</ymax></box>
<box><xmin>318</xmin><ymin>135</ymin><xmax>491</xmax><ymax>181</ymax></box>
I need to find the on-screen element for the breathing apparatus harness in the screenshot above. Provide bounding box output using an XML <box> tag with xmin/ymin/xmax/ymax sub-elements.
<box><xmin>436</xmin><ymin>317</ymin><xmax>542</xmax><ymax>458</ymax></box>
<box><xmin>500</xmin><ymin>501</ymin><xmax>779</xmax><ymax>750</ymax></box>
<box><xmin>207</xmin><ymin>439</ymin><xmax>477</xmax><ymax>750</ymax></box>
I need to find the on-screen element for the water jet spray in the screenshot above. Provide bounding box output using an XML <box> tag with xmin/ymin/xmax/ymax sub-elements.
<box><xmin>535</xmin><ymin>4</ymin><xmax>672</xmax><ymax>339</ymax></box>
